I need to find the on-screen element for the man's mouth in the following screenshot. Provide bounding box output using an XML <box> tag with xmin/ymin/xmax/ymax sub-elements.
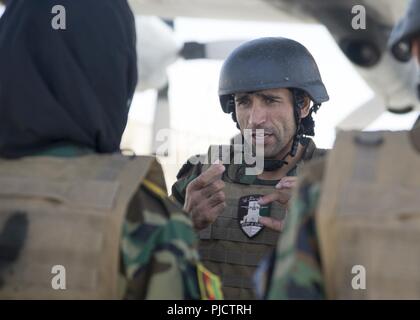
<box><xmin>252</xmin><ymin>131</ymin><xmax>274</xmax><ymax>144</ymax></box>
<box><xmin>252</xmin><ymin>132</ymin><xmax>272</xmax><ymax>137</ymax></box>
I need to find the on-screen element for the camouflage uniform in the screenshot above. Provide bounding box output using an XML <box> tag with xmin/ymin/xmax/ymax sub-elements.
<box><xmin>262</xmin><ymin>159</ymin><xmax>326</xmax><ymax>300</ymax></box>
<box><xmin>121</xmin><ymin>168</ymin><xmax>204</xmax><ymax>300</ymax></box>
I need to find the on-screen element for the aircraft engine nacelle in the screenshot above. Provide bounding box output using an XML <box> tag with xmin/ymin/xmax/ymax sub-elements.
<box><xmin>135</xmin><ymin>16</ymin><xmax>182</xmax><ymax>91</ymax></box>
<box><xmin>304</xmin><ymin>0</ymin><xmax>420</xmax><ymax>113</ymax></box>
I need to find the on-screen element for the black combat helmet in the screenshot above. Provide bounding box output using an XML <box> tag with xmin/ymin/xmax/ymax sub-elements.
<box><xmin>389</xmin><ymin>0</ymin><xmax>420</xmax><ymax>62</ymax></box>
<box><xmin>219</xmin><ymin>37</ymin><xmax>329</xmax><ymax>114</ymax></box>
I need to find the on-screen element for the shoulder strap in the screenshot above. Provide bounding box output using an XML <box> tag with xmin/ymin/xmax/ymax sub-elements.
<box><xmin>302</xmin><ymin>138</ymin><xmax>328</xmax><ymax>162</ymax></box>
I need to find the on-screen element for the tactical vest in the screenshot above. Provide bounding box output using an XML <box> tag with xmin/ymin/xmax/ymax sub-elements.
<box><xmin>199</xmin><ymin>143</ymin><xmax>323</xmax><ymax>299</ymax></box>
<box><xmin>317</xmin><ymin>130</ymin><xmax>420</xmax><ymax>299</ymax></box>
<box><xmin>0</xmin><ymin>154</ymin><xmax>160</xmax><ymax>299</ymax></box>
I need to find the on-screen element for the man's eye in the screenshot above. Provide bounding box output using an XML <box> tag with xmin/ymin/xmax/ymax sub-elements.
<box><xmin>236</xmin><ymin>99</ymin><xmax>250</xmax><ymax>106</ymax></box>
<box><xmin>264</xmin><ymin>97</ymin><xmax>277</xmax><ymax>104</ymax></box>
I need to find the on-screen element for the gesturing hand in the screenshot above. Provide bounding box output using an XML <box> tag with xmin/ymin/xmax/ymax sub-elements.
<box><xmin>184</xmin><ymin>161</ymin><xmax>226</xmax><ymax>230</ymax></box>
<box><xmin>257</xmin><ymin>176</ymin><xmax>298</xmax><ymax>232</ymax></box>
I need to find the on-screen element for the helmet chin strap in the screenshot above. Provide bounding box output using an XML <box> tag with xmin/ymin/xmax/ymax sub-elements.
<box><xmin>262</xmin><ymin>146</ymin><xmax>291</xmax><ymax>172</ymax></box>
<box><xmin>415</xmin><ymin>58</ymin><xmax>420</xmax><ymax>100</ymax></box>
<box><xmin>412</xmin><ymin>68</ymin><xmax>420</xmax><ymax>112</ymax></box>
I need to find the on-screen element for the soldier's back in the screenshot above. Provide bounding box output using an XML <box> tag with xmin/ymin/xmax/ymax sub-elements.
<box><xmin>266</xmin><ymin>127</ymin><xmax>420</xmax><ymax>299</ymax></box>
<box><xmin>0</xmin><ymin>153</ymin><xmax>221</xmax><ymax>299</ymax></box>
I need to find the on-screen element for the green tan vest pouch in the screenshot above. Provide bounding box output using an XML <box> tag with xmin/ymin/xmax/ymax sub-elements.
<box><xmin>317</xmin><ymin>131</ymin><xmax>420</xmax><ymax>299</ymax></box>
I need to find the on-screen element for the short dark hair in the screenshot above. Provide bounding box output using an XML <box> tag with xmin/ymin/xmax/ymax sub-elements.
<box><xmin>291</xmin><ymin>88</ymin><xmax>317</xmax><ymax>137</ymax></box>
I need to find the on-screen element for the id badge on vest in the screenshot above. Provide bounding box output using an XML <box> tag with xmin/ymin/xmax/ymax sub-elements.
<box><xmin>238</xmin><ymin>194</ymin><xmax>270</xmax><ymax>238</ymax></box>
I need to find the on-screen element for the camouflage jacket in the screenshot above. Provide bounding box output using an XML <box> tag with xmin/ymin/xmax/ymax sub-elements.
<box><xmin>261</xmin><ymin>158</ymin><xmax>326</xmax><ymax>300</ymax></box>
<box><xmin>34</xmin><ymin>145</ymin><xmax>223</xmax><ymax>300</ymax></box>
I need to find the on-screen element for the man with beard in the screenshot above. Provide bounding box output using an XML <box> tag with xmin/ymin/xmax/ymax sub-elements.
<box><xmin>172</xmin><ymin>37</ymin><xmax>329</xmax><ymax>299</ymax></box>
<box><xmin>0</xmin><ymin>0</ymin><xmax>221</xmax><ymax>299</ymax></box>
<box><xmin>263</xmin><ymin>0</ymin><xmax>420</xmax><ymax>300</ymax></box>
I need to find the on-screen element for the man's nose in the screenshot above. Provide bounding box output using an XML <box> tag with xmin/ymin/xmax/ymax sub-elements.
<box><xmin>248</xmin><ymin>101</ymin><xmax>267</xmax><ymax>127</ymax></box>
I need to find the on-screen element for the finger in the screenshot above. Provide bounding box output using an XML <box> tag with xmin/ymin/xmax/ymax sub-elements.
<box><xmin>275</xmin><ymin>181</ymin><xmax>293</xmax><ymax>189</ymax></box>
<box><xmin>207</xmin><ymin>202</ymin><xmax>226</xmax><ymax>221</ymax></box>
<box><xmin>194</xmin><ymin>201</ymin><xmax>225</xmax><ymax>228</ymax></box>
<box><xmin>192</xmin><ymin>162</ymin><xmax>225</xmax><ymax>189</ymax></box>
<box><xmin>258</xmin><ymin>216</ymin><xmax>283</xmax><ymax>232</ymax></box>
<box><xmin>201</xmin><ymin>180</ymin><xmax>225</xmax><ymax>198</ymax></box>
<box><xmin>276</xmin><ymin>176</ymin><xmax>298</xmax><ymax>189</ymax></box>
<box><xmin>258</xmin><ymin>190</ymin><xmax>291</xmax><ymax>205</ymax></box>
<box><xmin>281</xmin><ymin>176</ymin><xmax>298</xmax><ymax>183</ymax></box>
<box><xmin>258</xmin><ymin>193</ymin><xmax>280</xmax><ymax>205</ymax></box>
<box><xmin>207</xmin><ymin>191</ymin><xmax>225</xmax><ymax>207</ymax></box>
<box><xmin>192</xmin><ymin>209</ymin><xmax>211</xmax><ymax>230</ymax></box>
<box><xmin>190</xmin><ymin>193</ymin><xmax>226</xmax><ymax>227</ymax></box>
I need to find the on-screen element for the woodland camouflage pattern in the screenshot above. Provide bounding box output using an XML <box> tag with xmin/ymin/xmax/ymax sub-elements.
<box><xmin>263</xmin><ymin>159</ymin><xmax>326</xmax><ymax>299</ymax></box>
<box><xmin>119</xmin><ymin>173</ymin><xmax>222</xmax><ymax>300</ymax></box>
<box><xmin>120</xmin><ymin>181</ymin><xmax>203</xmax><ymax>299</ymax></box>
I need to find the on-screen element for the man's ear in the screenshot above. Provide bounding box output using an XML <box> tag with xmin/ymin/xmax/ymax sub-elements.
<box><xmin>300</xmin><ymin>97</ymin><xmax>311</xmax><ymax>119</ymax></box>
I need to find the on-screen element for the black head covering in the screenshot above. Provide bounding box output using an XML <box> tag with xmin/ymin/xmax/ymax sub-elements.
<box><xmin>0</xmin><ymin>0</ymin><xmax>138</xmax><ymax>158</ymax></box>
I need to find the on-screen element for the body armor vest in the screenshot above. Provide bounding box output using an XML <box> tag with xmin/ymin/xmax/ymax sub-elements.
<box><xmin>317</xmin><ymin>130</ymin><xmax>420</xmax><ymax>299</ymax></box>
<box><xmin>199</xmin><ymin>144</ymin><xmax>322</xmax><ymax>299</ymax></box>
<box><xmin>0</xmin><ymin>154</ymin><xmax>159</xmax><ymax>299</ymax></box>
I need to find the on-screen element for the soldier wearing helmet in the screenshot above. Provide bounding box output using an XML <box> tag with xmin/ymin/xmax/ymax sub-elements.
<box><xmin>171</xmin><ymin>37</ymin><xmax>329</xmax><ymax>299</ymax></box>
<box><xmin>264</xmin><ymin>0</ymin><xmax>420</xmax><ymax>300</ymax></box>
